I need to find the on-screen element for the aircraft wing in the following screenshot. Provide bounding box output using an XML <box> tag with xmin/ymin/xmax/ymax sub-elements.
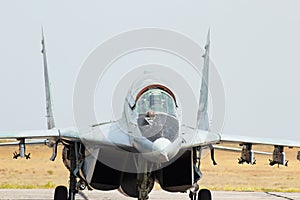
<box><xmin>213</xmin><ymin>145</ymin><xmax>272</xmax><ymax>155</ymax></box>
<box><xmin>217</xmin><ymin>134</ymin><xmax>300</xmax><ymax>166</ymax></box>
<box><xmin>65</xmin><ymin>122</ymin><xmax>133</xmax><ymax>150</ymax></box>
<box><xmin>221</xmin><ymin>133</ymin><xmax>300</xmax><ymax>148</ymax></box>
<box><xmin>180</xmin><ymin>124</ymin><xmax>300</xmax><ymax>149</ymax></box>
<box><xmin>181</xmin><ymin>125</ymin><xmax>221</xmax><ymax>148</ymax></box>
<box><xmin>0</xmin><ymin>129</ymin><xmax>59</xmax><ymax>140</ymax></box>
<box><xmin>0</xmin><ymin>122</ymin><xmax>134</xmax><ymax>150</ymax></box>
<box><xmin>0</xmin><ymin>139</ymin><xmax>49</xmax><ymax>146</ymax></box>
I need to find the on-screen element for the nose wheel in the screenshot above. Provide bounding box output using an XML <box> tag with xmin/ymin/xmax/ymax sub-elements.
<box><xmin>190</xmin><ymin>189</ymin><xmax>212</xmax><ymax>200</ymax></box>
<box><xmin>54</xmin><ymin>186</ymin><xmax>68</xmax><ymax>200</ymax></box>
<box><xmin>197</xmin><ymin>189</ymin><xmax>212</xmax><ymax>200</ymax></box>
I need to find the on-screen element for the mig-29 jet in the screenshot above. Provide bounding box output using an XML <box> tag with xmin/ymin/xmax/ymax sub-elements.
<box><xmin>1</xmin><ymin>29</ymin><xmax>300</xmax><ymax>200</ymax></box>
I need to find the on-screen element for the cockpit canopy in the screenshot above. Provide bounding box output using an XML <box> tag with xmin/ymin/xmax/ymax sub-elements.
<box><xmin>126</xmin><ymin>76</ymin><xmax>178</xmax><ymax>110</ymax></box>
<box><xmin>136</xmin><ymin>88</ymin><xmax>177</xmax><ymax>116</ymax></box>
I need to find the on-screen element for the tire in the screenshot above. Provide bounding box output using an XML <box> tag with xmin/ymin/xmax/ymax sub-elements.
<box><xmin>54</xmin><ymin>185</ymin><xmax>68</xmax><ymax>200</ymax></box>
<box><xmin>198</xmin><ymin>189</ymin><xmax>212</xmax><ymax>200</ymax></box>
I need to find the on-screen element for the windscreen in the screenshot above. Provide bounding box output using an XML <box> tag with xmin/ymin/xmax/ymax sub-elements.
<box><xmin>136</xmin><ymin>89</ymin><xmax>176</xmax><ymax>116</ymax></box>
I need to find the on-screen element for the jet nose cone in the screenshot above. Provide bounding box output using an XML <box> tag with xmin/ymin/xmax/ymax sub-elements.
<box><xmin>132</xmin><ymin>136</ymin><xmax>182</xmax><ymax>163</ymax></box>
<box><xmin>152</xmin><ymin>138</ymin><xmax>172</xmax><ymax>162</ymax></box>
<box><xmin>152</xmin><ymin>137</ymin><xmax>182</xmax><ymax>162</ymax></box>
<box><xmin>152</xmin><ymin>137</ymin><xmax>171</xmax><ymax>152</ymax></box>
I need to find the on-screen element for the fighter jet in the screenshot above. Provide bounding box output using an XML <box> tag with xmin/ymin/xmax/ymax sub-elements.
<box><xmin>1</xmin><ymin>29</ymin><xmax>300</xmax><ymax>200</ymax></box>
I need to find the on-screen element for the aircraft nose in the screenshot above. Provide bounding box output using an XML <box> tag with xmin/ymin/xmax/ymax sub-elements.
<box><xmin>152</xmin><ymin>138</ymin><xmax>171</xmax><ymax>151</ymax></box>
<box><xmin>132</xmin><ymin>136</ymin><xmax>182</xmax><ymax>163</ymax></box>
<box><xmin>152</xmin><ymin>137</ymin><xmax>182</xmax><ymax>162</ymax></box>
<box><xmin>152</xmin><ymin>138</ymin><xmax>173</xmax><ymax>162</ymax></box>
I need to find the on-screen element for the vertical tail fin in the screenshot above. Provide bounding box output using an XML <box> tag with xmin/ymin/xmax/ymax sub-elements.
<box><xmin>197</xmin><ymin>29</ymin><xmax>210</xmax><ymax>131</ymax></box>
<box><xmin>41</xmin><ymin>27</ymin><xmax>55</xmax><ymax>129</ymax></box>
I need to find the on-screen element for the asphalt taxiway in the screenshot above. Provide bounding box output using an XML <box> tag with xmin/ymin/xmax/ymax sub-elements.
<box><xmin>0</xmin><ymin>189</ymin><xmax>299</xmax><ymax>200</ymax></box>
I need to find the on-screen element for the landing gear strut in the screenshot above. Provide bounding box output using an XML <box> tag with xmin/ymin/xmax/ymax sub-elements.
<box><xmin>189</xmin><ymin>183</ymin><xmax>199</xmax><ymax>200</ymax></box>
<box><xmin>54</xmin><ymin>143</ymin><xmax>80</xmax><ymax>200</ymax></box>
<box><xmin>192</xmin><ymin>147</ymin><xmax>212</xmax><ymax>200</ymax></box>
<box><xmin>137</xmin><ymin>172</ymin><xmax>153</xmax><ymax>200</ymax></box>
<box><xmin>68</xmin><ymin>143</ymin><xmax>78</xmax><ymax>200</ymax></box>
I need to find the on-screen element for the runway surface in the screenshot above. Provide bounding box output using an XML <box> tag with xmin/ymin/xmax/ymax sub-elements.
<box><xmin>0</xmin><ymin>189</ymin><xmax>300</xmax><ymax>200</ymax></box>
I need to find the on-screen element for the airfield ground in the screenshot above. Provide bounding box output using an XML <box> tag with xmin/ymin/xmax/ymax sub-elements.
<box><xmin>1</xmin><ymin>189</ymin><xmax>300</xmax><ymax>200</ymax></box>
<box><xmin>0</xmin><ymin>143</ymin><xmax>300</xmax><ymax>192</ymax></box>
